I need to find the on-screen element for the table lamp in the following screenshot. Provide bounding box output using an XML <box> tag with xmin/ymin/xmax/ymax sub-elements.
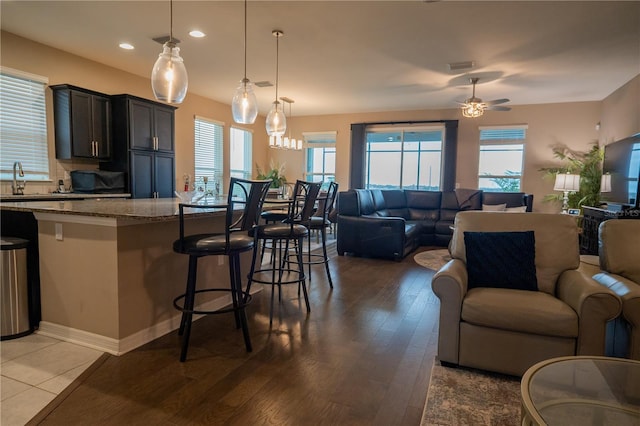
<box><xmin>554</xmin><ymin>172</ymin><xmax>580</xmax><ymax>214</ymax></box>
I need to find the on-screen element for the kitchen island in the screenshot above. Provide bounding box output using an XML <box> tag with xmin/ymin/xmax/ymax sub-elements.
<box><xmin>0</xmin><ymin>198</ymin><xmax>253</xmax><ymax>355</ymax></box>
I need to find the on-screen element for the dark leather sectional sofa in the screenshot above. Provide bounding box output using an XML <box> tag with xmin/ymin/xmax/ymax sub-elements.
<box><xmin>336</xmin><ymin>188</ymin><xmax>533</xmax><ymax>260</ymax></box>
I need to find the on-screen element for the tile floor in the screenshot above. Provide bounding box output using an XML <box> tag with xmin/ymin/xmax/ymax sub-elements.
<box><xmin>1</xmin><ymin>333</ymin><xmax>103</xmax><ymax>426</ymax></box>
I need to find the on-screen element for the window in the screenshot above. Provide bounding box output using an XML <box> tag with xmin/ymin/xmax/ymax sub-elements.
<box><xmin>230</xmin><ymin>127</ymin><xmax>252</xmax><ymax>180</ymax></box>
<box><xmin>478</xmin><ymin>126</ymin><xmax>527</xmax><ymax>192</ymax></box>
<box><xmin>194</xmin><ymin>116</ymin><xmax>223</xmax><ymax>187</ymax></box>
<box><xmin>0</xmin><ymin>67</ymin><xmax>49</xmax><ymax>181</ymax></box>
<box><xmin>304</xmin><ymin>131</ymin><xmax>336</xmax><ymax>189</ymax></box>
<box><xmin>365</xmin><ymin>126</ymin><xmax>443</xmax><ymax>190</ymax></box>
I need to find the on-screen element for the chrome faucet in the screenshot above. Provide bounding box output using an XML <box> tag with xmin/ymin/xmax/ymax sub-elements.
<box><xmin>12</xmin><ymin>161</ymin><xmax>26</xmax><ymax>195</ymax></box>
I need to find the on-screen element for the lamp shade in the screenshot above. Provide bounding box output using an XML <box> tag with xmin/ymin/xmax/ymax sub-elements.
<box><xmin>554</xmin><ymin>173</ymin><xmax>581</xmax><ymax>192</ymax></box>
<box><xmin>600</xmin><ymin>173</ymin><xmax>612</xmax><ymax>193</ymax></box>
<box><xmin>151</xmin><ymin>42</ymin><xmax>188</xmax><ymax>104</ymax></box>
<box><xmin>265</xmin><ymin>101</ymin><xmax>286</xmax><ymax>137</ymax></box>
<box><xmin>231</xmin><ymin>79</ymin><xmax>258</xmax><ymax>124</ymax></box>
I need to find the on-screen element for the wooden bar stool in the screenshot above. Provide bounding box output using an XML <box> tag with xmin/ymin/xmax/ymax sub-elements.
<box><xmin>172</xmin><ymin>177</ymin><xmax>271</xmax><ymax>362</ymax></box>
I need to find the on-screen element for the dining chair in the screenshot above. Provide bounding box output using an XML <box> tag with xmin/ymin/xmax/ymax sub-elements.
<box><xmin>172</xmin><ymin>177</ymin><xmax>271</xmax><ymax>361</ymax></box>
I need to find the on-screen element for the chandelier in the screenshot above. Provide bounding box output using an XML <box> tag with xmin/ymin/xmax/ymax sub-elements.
<box><xmin>269</xmin><ymin>97</ymin><xmax>302</xmax><ymax>150</ymax></box>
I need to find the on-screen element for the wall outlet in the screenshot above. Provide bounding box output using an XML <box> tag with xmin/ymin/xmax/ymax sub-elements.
<box><xmin>455</xmin><ymin>182</ymin><xmax>460</xmax><ymax>189</ymax></box>
<box><xmin>218</xmin><ymin>256</ymin><xmax>224</xmax><ymax>265</ymax></box>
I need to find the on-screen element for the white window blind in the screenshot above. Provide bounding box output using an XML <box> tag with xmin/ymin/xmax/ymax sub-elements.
<box><xmin>194</xmin><ymin>116</ymin><xmax>223</xmax><ymax>184</ymax></box>
<box><xmin>0</xmin><ymin>68</ymin><xmax>50</xmax><ymax>181</ymax></box>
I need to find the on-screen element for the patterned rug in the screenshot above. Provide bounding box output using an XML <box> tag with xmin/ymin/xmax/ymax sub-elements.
<box><xmin>420</xmin><ymin>360</ymin><xmax>521</xmax><ymax>426</ymax></box>
<box><xmin>413</xmin><ymin>249</ymin><xmax>451</xmax><ymax>271</ymax></box>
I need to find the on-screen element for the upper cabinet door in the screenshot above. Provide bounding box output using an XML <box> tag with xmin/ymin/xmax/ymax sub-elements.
<box><xmin>129</xmin><ymin>100</ymin><xmax>155</xmax><ymax>151</ymax></box>
<box><xmin>69</xmin><ymin>91</ymin><xmax>93</xmax><ymax>158</ymax></box>
<box><xmin>92</xmin><ymin>95</ymin><xmax>111</xmax><ymax>160</ymax></box>
<box><xmin>154</xmin><ymin>106</ymin><xmax>174</xmax><ymax>152</ymax></box>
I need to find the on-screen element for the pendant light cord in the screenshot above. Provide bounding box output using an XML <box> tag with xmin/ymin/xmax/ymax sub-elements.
<box><xmin>169</xmin><ymin>0</ymin><xmax>173</xmax><ymax>42</ymax></box>
<box><xmin>243</xmin><ymin>0</ymin><xmax>247</xmax><ymax>80</ymax></box>
<box><xmin>275</xmin><ymin>32</ymin><xmax>280</xmax><ymax>105</ymax></box>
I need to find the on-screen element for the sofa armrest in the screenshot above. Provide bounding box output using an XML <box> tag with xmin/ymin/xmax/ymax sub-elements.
<box><xmin>432</xmin><ymin>259</ymin><xmax>468</xmax><ymax>364</ymax></box>
<box><xmin>556</xmin><ymin>269</ymin><xmax>622</xmax><ymax>355</ymax></box>
<box><xmin>337</xmin><ymin>214</ymin><xmax>408</xmax><ymax>259</ymax></box>
<box><xmin>592</xmin><ymin>271</ymin><xmax>640</xmax><ymax>360</ymax></box>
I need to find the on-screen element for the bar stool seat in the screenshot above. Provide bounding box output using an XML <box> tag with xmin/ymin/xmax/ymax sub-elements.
<box><xmin>172</xmin><ymin>177</ymin><xmax>271</xmax><ymax>362</ymax></box>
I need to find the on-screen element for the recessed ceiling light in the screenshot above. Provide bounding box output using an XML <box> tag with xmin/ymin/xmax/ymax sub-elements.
<box><xmin>189</xmin><ymin>30</ymin><xmax>206</xmax><ymax>38</ymax></box>
<box><xmin>119</xmin><ymin>43</ymin><xmax>135</xmax><ymax>50</ymax></box>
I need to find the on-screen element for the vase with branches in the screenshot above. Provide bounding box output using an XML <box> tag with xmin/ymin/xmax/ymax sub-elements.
<box><xmin>540</xmin><ymin>143</ymin><xmax>604</xmax><ymax>210</ymax></box>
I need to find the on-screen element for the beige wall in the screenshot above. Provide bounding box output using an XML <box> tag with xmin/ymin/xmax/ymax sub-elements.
<box><xmin>2</xmin><ymin>31</ymin><xmax>639</xmax><ymax>213</ymax></box>
<box><xmin>0</xmin><ymin>31</ymin><xmax>269</xmax><ymax>195</ymax></box>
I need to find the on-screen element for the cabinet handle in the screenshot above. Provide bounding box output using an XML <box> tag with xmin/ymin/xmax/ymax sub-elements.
<box><xmin>154</xmin><ymin>136</ymin><xmax>159</xmax><ymax>151</ymax></box>
<box><xmin>91</xmin><ymin>141</ymin><xmax>96</xmax><ymax>157</ymax></box>
<box><xmin>94</xmin><ymin>141</ymin><xmax>99</xmax><ymax>157</ymax></box>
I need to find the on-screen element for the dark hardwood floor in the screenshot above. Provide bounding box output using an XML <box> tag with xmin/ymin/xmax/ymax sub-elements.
<box><xmin>32</xmin><ymin>241</ymin><xmax>441</xmax><ymax>426</ymax></box>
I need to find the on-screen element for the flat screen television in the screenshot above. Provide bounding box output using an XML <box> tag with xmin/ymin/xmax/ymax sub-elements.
<box><xmin>601</xmin><ymin>133</ymin><xmax>640</xmax><ymax>209</ymax></box>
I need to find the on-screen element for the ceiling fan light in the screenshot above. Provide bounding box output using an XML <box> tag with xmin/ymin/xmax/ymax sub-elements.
<box><xmin>266</xmin><ymin>101</ymin><xmax>286</xmax><ymax>136</ymax></box>
<box><xmin>151</xmin><ymin>41</ymin><xmax>188</xmax><ymax>104</ymax></box>
<box><xmin>231</xmin><ymin>78</ymin><xmax>258</xmax><ymax>124</ymax></box>
<box><xmin>462</xmin><ymin>102</ymin><xmax>484</xmax><ymax>118</ymax></box>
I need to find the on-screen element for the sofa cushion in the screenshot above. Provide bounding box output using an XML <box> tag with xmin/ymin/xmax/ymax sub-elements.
<box><xmin>482</xmin><ymin>192</ymin><xmax>527</xmax><ymax>208</ymax></box>
<box><xmin>455</xmin><ymin>188</ymin><xmax>483</xmax><ymax>210</ymax></box>
<box><xmin>462</xmin><ymin>288</ymin><xmax>579</xmax><ymax>338</ymax></box>
<box><xmin>382</xmin><ymin>190</ymin><xmax>409</xmax><ymax>218</ymax></box>
<box><xmin>405</xmin><ymin>190</ymin><xmax>441</xmax><ymax>221</ymax></box>
<box><xmin>464</xmin><ymin>231</ymin><xmax>538</xmax><ymax>291</ymax></box>
<box><xmin>355</xmin><ymin>189</ymin><xmax>377</xmax><ymax>215</ymax></box>
<box><xmin>482</xmin><ymin>203</ymin><xmax>506</xmax><ymax>211</ymax></box>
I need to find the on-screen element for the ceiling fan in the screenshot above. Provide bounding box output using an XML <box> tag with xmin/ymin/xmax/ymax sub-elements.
<box><xmin>457</xmin><ymin>77</ymin><xmax>511</xmax><ymax>118</ymax></box>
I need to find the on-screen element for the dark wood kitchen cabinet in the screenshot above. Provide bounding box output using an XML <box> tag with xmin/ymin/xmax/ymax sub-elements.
<box><xmin>101</xmin><ymin>94</ymin><xmax>176</xmax><ymax>198</ymax></box>
<box><xmin>51</xmin><ymin>84</ymin><xmax>111</xmax><ymax>160</ymax></box>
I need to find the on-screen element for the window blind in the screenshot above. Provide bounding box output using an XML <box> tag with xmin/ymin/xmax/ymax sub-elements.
<box><xmin>230</xmin><ymin>127</ymin><xmax>252</xmax><ymax>180</ymax></box>
<box><xmin>0</xmin><ymin>68</ymin><xmax>50</xmax><ymax>181</ymax></box>
<box><xmin>194</xmin><ymin>116</ymin><xmax>223</xmax><ymax>183</ymax></box>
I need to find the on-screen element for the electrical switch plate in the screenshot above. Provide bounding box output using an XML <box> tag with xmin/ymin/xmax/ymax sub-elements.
<box><xmin>218</xmin><ymin>256</ymin><xmax>224</xmax><ymax>265</ymax></box>
<box><xmin>55</xmin><ymin>223</ymin><xmax>63</xmax><ymax>241</ymax></box>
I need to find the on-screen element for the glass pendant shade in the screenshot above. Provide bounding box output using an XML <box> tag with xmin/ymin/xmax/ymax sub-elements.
<box><xmin>266</xmin><ymin>101</ymin><xmax>286</xmax><ymax>137</ymax></box>
<box><xmin>151</xmin><ymin>42</ymin><xmax>188</xmax><ymax>104</ymax></box>
<box><xmin>231</xmin><ymin>78</ymin><xmax>258</xmax><ymax>124</ymax></box>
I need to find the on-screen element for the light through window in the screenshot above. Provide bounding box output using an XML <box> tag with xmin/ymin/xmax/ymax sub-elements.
<box><xmin>230</xmin><ymin>127</ymin><xmax>252</xmax><ymax>180</ymax></box>
<box><xmin>304</xmin><ymin>131</ymin><xmax>336</xmax><ymax>189</ymax></box>
<box><xmin>365</xmin><ymin>126</ymin><xmax>443</xmax><ymax>190</ymax></box>
<box><xmin>478</xmin><ymin>126</ymin><xmax>527</xmax><ymax>192</ymax></box>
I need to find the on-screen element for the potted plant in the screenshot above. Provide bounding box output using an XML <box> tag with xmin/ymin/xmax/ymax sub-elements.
<box><xmin>256</xmin><ymin>161</ymin><xmax>287</xmax><ymax>194</ymax></box>
<box><xmin>540</xmin><ymin>143</ymin><xmax>604</xmax><ymax>210</ymax></box>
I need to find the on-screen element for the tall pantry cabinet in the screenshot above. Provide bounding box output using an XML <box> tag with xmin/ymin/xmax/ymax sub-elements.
<box><xmin>101</xmin><ymin>94</ymin><xmax>177</xmax><ymax>198</ymax></box>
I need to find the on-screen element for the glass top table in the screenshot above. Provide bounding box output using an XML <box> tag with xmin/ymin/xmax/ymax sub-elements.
<box><xmin>521</xmin><ymin>356</ymin><xmax>640</xmax><ymax>425</ymax></box>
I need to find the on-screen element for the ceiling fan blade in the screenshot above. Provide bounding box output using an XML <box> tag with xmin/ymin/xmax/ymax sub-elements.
<box><xmin>485</xmin><ymin>98</ymin><xmax>510</xmax><ymax>106</ymax></box>
<box><xmin>487</xmin><ymin>105</ymin><xmax>511</xmax><ymax>111</ymax></box>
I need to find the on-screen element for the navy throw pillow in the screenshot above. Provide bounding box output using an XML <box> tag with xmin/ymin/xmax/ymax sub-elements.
<box><xmin>464</xmin><ymin>231</ymin><xmax>538</xmax><ymax>291</ymax></box>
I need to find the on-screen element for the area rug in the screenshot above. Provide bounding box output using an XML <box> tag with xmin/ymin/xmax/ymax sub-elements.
<box><xmin>413</xmin><ymin>249</ymin><xmax>451</xmax><ymax>271</ymax></box>
<box><xmin>420</xmin><ymin>360</ymin><xmax>521</xmax><ymax>426</ymax></box>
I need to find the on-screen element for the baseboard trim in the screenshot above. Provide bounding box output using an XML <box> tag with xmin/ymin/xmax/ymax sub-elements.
<box><xmin>37</xmin><ymin>287</ymin><xmax>262</xmax><ymax>355</ymax></box>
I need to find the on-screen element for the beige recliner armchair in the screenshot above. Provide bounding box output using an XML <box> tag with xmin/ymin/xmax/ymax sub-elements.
<box><xmin>592</xmin><ymin>219</ymin><xmax>640</xmax><ymax>360</ymax></box>
<box><xmin>433</xmin><ymin>211</ymin><xmax>621</xmax><ymax>376</ymax></box>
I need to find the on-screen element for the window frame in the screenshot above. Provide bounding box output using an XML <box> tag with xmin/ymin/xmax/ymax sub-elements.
<box><xmin>364</xmin><ymin>124</ymin><xmax>445</xmax><ymax>190</ymax></box>
<box><xmin>0</xmin><ymin>66</ymin><xmax>50</xmax><ymax>182</ymax></box>
<box><xmin>303</xmin><ymin>131</ymin><xmax>336</xmax><ymax>187</ymax></box>
<box><xmin>477</xmin><ymin>125</ymin><xmax>528</xmax><ymax>193</ymax></box>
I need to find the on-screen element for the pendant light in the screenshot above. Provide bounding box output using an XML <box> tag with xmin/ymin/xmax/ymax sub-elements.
<box><xmin>231</xmin><ymin>0</ymin><xmax>258</xmax><ymax>124</ymax></box>
<box><xmin>151</xmin><ymin>0</ymin><xmax>188</xmax><ymax>104</ymax></box>
<box><xmin>265</xmin><ymin>30</ymin><xmax>286</xmax><ymax>138</ymax></box>
<box><xmin>280</xmin><ymin>97</ymin><xmax>302</xmax><ymax>150</ymax></box>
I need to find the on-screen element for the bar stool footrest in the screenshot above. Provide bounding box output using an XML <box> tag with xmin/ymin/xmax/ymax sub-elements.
<box><xmin>173</xmin><ymin>288</ymin><xmax>252</xmax><ymax>315</ymax></box>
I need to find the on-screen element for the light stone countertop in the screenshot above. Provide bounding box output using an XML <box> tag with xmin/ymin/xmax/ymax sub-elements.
<box><xmin>0</xmin><ymin>193</ymin><xmax>131</xmax><ymax>202</ymax></box>
<box><xmin>0</xmin><ymin>197</ymin><xmax>228</xmax><ymax>221</ymax></box>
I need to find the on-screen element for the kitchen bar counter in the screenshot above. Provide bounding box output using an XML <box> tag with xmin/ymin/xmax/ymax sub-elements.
<box><xmin>0</xmin><ymin>197</ymin><xmax>225</xmax><ymax>221</ymax></box>
<box><xmin>1</xmin><ymin>197</ymin><xmax>248</xmax><ymax>355</ymax></box>
<box><xmin>0</xmin><ymin>192</ymin><xmax>130</xmax><ymax>202</ymax></box>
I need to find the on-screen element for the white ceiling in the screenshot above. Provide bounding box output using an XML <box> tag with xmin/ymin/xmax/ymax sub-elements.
<box><xmin>2</xmin><ymin>1</ymin><xmax>639</xmax><ymax>116</ymax></box>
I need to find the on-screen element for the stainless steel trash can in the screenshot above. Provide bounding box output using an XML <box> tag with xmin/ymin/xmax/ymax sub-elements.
<box><xmin>1</xmin><ymin>236</ymin><xmax>33</xmax><ymax>340</ymax></box>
